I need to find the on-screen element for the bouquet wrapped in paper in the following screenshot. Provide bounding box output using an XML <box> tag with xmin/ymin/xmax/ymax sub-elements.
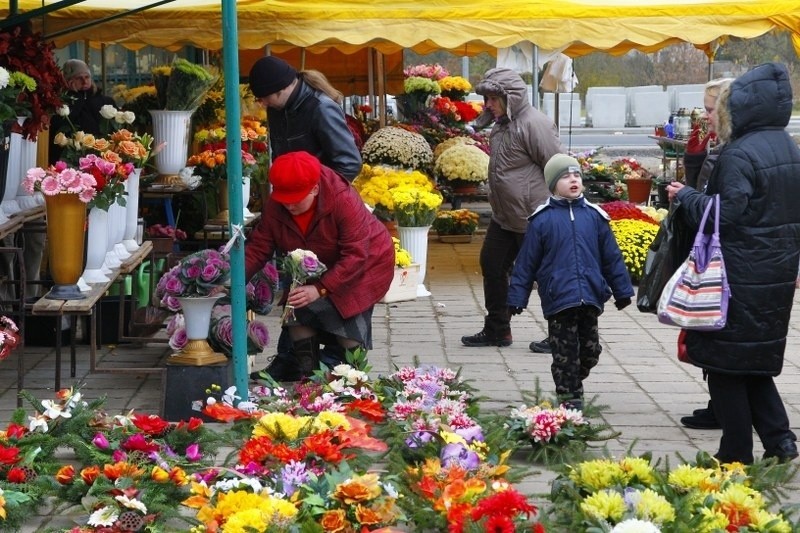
<box><xmin>279</xmin><ymin>249</ymin><xmax>327</xmax><ymax>324</ymax></box>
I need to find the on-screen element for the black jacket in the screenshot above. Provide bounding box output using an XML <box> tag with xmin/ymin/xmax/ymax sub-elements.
<box><xmin>267</xmin><ymin>79</ymin><xmax>362</xmax><ymax>181</ymax></box>
<box><xmin>675</xmin><ymin>62</ymin><xmax>800</xmax><ymax>376</ymax></box>
<box><xmin>49</xmin><ymin>87</ymin><xmax>114</xmax><ymax>164</ymax></box>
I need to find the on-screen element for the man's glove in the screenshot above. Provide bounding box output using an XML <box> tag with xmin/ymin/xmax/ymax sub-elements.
<box><xmin>615</xmin><ymin>298</ymin><xmax>631</xmax><ymax>311</ymax></box>
<box><xmin>509</xmin><ymin>306</ymin><xmax>524</xmax><ymax>316</ymax></box>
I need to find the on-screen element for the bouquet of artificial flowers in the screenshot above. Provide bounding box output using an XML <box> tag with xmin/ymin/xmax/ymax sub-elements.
<box><xmin>504</xmin><ymin>399</ymin><xmax>619</xmax><ymax>465</ymax></box>
<box><xmin>23</xmin><ymin>161</ymin><xmax>97</xmax><ymax>203</ymax></box>
<box><xmin>279</xmin><ymin>249</ymin><xmax>327</xmax><ymax>325</ymax></box>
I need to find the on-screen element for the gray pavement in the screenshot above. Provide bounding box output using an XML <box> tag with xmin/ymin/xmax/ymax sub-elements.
<box><xmin>3</xmin><ymin>230</ymin><xmax>800</xmax><ymax>527</ymax></box>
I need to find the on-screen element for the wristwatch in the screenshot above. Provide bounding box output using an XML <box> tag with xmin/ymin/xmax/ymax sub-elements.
<box><xmin>314</xmin><ymin>282</ymin><xmax>328</xmax><ymax>298</ymax></box>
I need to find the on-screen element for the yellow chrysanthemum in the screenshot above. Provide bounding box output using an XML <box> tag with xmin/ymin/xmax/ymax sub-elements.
<box><xmin>668</xmin><ymin>464</ymin><xmax>716</xmax><ymax>491</ymax></box>
<box><xmin>619</xmin><ymin>457</ymin><xmax>656</xmax><ymax>486</ymax></box>
<box><xmin>312</xmin><ymin>411</ymin><xmax>351</xmax><ymax>433</ymax></box>
<box><xmin>697</xmin><ymin>507</ymin><xmax>730</xmax><ymax>533</ymax></box>
<box><xmin>610</xmin><ymin>219</ymin><xmax>659</xmax><ymax>281</ymax></box>
<box><xmin>435</xmin><ymin>143</ymin><xmax>490</xmax><ymax>183</ymax></box>
<box><xmin>579</xmin><ymin>490</ymin><xmax>626</xmax><ymax>522</ymax></box>
<box><xmin>749</xmin><ymin>509</ymin><xmax>792</xmax><ymax>533</ymax></box>
<box><xmin>569</xmin><ymin>459</ymin><xmax>624</xmax><ymax>491</ymax></box>
<box><xmin>634</xmin><ymin>488</ymin><xmax>676</xmax><ymax>524</ymax></box>
<box><xmin>252</xmin><ymin>412</ymin><xmax>312</xmax><ymax>441</ymax></box>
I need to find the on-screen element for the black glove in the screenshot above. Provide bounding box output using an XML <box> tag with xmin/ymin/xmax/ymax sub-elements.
<box><xmin>509</xmin><ymin>306</ymin><xmax>524</xmax><ymax>316</ymax></box>
<box><xmin>615</xmin><ymin>298</ymin><xmax>631</xmax><ymax>311</ymax></box>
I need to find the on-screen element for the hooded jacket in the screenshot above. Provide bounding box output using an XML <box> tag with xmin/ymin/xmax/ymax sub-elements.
<box><xmin>245</xmin><ymin>164</ymin><xmax>395</xmax><ymax>319</ymax></box>
<box><xmin>675</xmin><ymin>62</ymin><xmax>800</xmax><ymax>376</ymax></box>
<box><xmin>268</xmin><ymin>79</ymin><xmax>362</xmax><ymax>181</ymax></box>
<box><xmin>507</xmin><ymin>196</ymin><xmax>634</xmax><ymax>318</ymax></box>
<box><xmin>474</xmin><ymin>68</ymin><xmax>565</xmax><ymax>233</ymax></box>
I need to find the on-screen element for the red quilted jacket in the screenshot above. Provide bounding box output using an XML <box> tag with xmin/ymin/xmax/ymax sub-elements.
<box><xmin>245</xmin><ymin>165</ymin><xmax>395</xmax><ymax>319</ymax></box>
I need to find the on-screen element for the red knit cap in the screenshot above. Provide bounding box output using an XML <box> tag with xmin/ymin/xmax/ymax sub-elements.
<box><xmin>269</xmin><ymin>151</ymin><xmax>321</xmax><ymax>204</ymax></box>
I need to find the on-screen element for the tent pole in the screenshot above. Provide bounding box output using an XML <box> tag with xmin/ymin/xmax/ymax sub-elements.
<box><xmin>367</xmin><ymin>47</ymin><xmax>375</xmax><ymax>119</ymax></box>
<box><xmin>221</xmin><ymin>0</ymin><xmax>247</xmax><ymax>403</ymax></box>
<box><xmin>532</xmin><ymin>43</ymin><xmax>539</xmax><ymax>109</ymax></box>
<box><xmin>376</xmin><ymin>50</ymin><xmax>386</xmax><ymax>128</ymax></box>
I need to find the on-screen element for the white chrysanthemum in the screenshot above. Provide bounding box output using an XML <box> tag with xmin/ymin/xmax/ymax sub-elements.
<box><xmin>88</xmin><ymin>506</ymin><xmax>119</xmax><ymax>527</ymax></box>
<box><xmin>0</xmin><ymin>67</ymin><xmax>9</xmax><ymax>89</ymax></box>
<box><xmin>610</xmin><ymin>518</ymin><xmax>662</xmax><ymax>533</ymax></box>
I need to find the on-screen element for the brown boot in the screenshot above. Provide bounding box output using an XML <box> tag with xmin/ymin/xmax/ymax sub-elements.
<box><xmin>293</xmin><ymin>336</ymin><xmax>320</xmax><ymax>378</ymax></box>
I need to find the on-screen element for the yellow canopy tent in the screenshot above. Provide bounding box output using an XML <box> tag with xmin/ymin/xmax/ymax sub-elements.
<box><xmin>6</xmin><ymin>0</ymin><xmax>800</xmax><ymax>57</ymax></box>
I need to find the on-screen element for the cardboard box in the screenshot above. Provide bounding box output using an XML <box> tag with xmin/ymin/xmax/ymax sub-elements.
<box><xmin>379</xmin><ymin>263</ymin><xmax>419</xmax><ymax>303</ymax></box>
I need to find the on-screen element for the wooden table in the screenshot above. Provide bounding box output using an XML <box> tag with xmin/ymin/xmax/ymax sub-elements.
<box><xmin>29</xmin><ymin>241</ymin><xmax>159</xmax><ymax>391</ymax></box>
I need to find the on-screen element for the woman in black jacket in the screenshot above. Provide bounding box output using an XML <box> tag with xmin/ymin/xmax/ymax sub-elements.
<box><xmin>667</xmin><ymin>62</ymin><xmax>800</xmax><ymax>464</ymax></box>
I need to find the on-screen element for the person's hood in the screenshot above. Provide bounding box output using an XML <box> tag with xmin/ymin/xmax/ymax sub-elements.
<box><xmin>473</xmin><ymin>67</ymin><xmax>530</xmax><ymax>125</ymax></box>
<box><xmin>716</xmin><ymin>62</ymin><xmax>792</xmax><ymax>143</ymax></box>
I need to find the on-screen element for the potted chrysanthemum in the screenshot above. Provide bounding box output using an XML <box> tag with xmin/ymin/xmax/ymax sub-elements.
<box><xmin>391</xmin><ymin>185</ymin><xmax>443</xmax><ymax>297</ymax></box>
<box><xmin>431</xmin><ymin>208</ymin><xmax>480</xmax><ymax>243</ymax></box>
<box><xmin>434</xmin><ymin>142</ymin><xmax>489</xmax><ymax>194</ymax></box>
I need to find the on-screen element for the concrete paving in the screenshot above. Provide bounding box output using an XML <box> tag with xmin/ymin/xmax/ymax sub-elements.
<box><xmin>3</xmin><ymin>230</ymin><xmax>800</xmax><ymax>527</ymax></box>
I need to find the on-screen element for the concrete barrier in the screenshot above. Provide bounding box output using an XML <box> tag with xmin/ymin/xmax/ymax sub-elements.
<box><xmin>542</xmin><ymin>92</ymin><xmax>582</xmax><ymax>128</ymax></box>
<box><xmin>589</xmin><ymin>94</ymin><xmax>627</xmax><ymax>128</ymax></box>
<box><xmin>586</xmin><ymin>87</ymin><xmax>625</xmax><ymax>126</ymax></box>
<box><xmin>630</xmin><ymin>91</ymin><xmax>670</xmax><ymax>127</ymax></box>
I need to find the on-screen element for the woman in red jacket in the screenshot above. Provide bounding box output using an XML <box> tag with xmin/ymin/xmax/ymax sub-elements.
<box><xmin>245</xmin><ymin>151</ymin><xmax>395</xmax><ymax>380</ymax></box>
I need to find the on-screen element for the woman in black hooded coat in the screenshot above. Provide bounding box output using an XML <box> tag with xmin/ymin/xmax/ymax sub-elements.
<box><xmin>667</xmin><ymin>62</ymin><xmax>800</xmax><ymax>464</ymax></box>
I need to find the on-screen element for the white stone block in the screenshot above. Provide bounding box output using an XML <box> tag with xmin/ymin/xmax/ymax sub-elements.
<box><xmin>589</xmin><ymin>94</ymin><xmax>627</xmax><ymax>128</ymax></box>
<box><xmin>630</xmin><ymin>91</ymin><xmax>670</xmax><ymax>127</ymax></box>
<box><xmin>541</xmin><ymin>93</ymin><xmax>582</xmax><ymax>128</ymax></box>
<box><xmin>585</xmin><ymin>87</ymin><xmax>625</xmax><ymax>126</ymax></box>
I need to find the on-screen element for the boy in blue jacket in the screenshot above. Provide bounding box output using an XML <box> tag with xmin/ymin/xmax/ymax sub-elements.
<box><xmin>508</xmin><ymin>154</ymin><xmax>634</xmax><ymax>410</ymax></box>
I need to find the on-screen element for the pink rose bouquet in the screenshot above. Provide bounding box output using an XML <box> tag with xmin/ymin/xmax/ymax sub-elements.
<box><xmin>22</xmin><ymin>161</ymin><xmax>97</xmax><ymax>203</ymax></box>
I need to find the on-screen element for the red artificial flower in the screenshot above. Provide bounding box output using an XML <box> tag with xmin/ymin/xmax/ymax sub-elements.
<box><xmin>346</xmin><ymin>399</ymin><xmax>386</xmax><ymax>423</ymax></box>
<box><xmin>202</xmin><ymin>402</ymin><xmax>256</xmax><ymax>422</ymax></box>
<box><xmin>0</xmin><ymin>444</ymin><xmax>21</xmax><ymax>465</ymax></box>
<box><xmin>103</xmin><ymin>462</ymin><xmax>143</xmax><ymax>481</ymax></box>
<box><xmin>239</xmin><ymin>436</ymin><xmax>275</xmax><ymax>465</ymax></box>
<box><xmin>4</xmin><ymin>423</ymin><xmax>27</xmax><ymax>439</ymax></box>
<box><xmin>271</xmin><ymin>442</ymin><xmax>307</xmax><ymax>464</ymax></box>
<box><xmin>303</xmin><ymin>431</ymin><xmax>348</xmax><ymax>464</ymax></box>
<box><xmin>122</xmin><ymin>433</ymin><xmax>160</xmax><ymax>453</ymax></box>
<box><xmin>6</xmin><ymin>466</ymin><xmax>26</xmax><ymax>483</ymax></box>
<box><xmin>470</xmin><ymin>488</ymin><xmax>537</xmax><ymax>522</ymax></box>
<box><xmin>482</xmin><ymin>514</ymin><xmax>516</xmax><ymax>533</ymax></box>
<box><xmin>416</xmin><ymin>476</ymin><xmax>439</xmax><ymax>500</ymax></box>
<box><xmin>175</xmin><ymin>417</ymin><xmax>204</xmax><ymax>432</ymax></box>
<box><xmin>131</xmin><ymin>413</ymin><xmax>171</xmax><ymax>436</ymax></box>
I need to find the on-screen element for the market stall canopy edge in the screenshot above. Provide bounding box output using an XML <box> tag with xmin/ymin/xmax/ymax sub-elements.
<box><xmin>6</xmin><ymin>0</ymin><xmax>800</xmax><ymax>57</ymax></box>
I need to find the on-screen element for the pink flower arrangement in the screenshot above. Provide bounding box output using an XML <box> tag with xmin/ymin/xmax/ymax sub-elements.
<box><xmin>22</xmin><ymin>161</ymin><xmax>98</xmax><ymax>203</ymax></box>
<box><xmin>147</xmin><ymin>223</ymin><xmax>187</xmax><ymax>241</ymax></box>
<box><xmin>402</xmin><ymin>63</ymin><xmax>450</xmax><ymax>80</ymax></box>
<box><xmin>79</xmin><ymin>153</ymin><xmax>134</xmax><ymax>210</ymax></box>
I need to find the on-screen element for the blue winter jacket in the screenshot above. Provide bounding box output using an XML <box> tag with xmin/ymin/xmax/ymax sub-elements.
<box><xmin>508</xmin><ymin>196</ymin><xmax>634</xmax><ymax>318</ymax></box>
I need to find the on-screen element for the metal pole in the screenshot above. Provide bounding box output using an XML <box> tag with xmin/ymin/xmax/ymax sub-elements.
<box><xmin>221</xmin><ymin>0</ymin><xmax>247</xmax><ymax>403</ymax></box>
<box><xmin>532</xmin><ymin>43</ymin><xmax>540</xmax><ymax>109</ymax></box>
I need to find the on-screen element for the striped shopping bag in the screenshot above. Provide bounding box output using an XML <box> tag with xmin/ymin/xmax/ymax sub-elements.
<box><xmin>658</xmin><ymin>194</ymin><xmax>730</xmax><ymax>330</ymax></box>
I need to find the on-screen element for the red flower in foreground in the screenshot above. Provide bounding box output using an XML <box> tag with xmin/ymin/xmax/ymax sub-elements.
<box><xmin>203</xmin><ymin>402</ymin><xmax>257</xmax><ymax>422</ymax></box>
<box><xmin>6</xmin><ymin>467</ymin><xmax>26</xmax><ymax>483</ymax></box>
<box><xmin>346</xmin><ymin>398</ymin><xmax>386</xmax><ymax>423</ymax></box>
<box><xmin>0</xmin><ymin>444</ymin><xmax>21</xmax><ymax>465</ymax></box>
<box><xmin>131</xmin><ymin>413</ymin><xmax>171</xmax><ymax>436</ymax></box>
<box><xmin>470</xmin><ymin>488</ymin><xmax>537</xmax><ymax>522</ymax></box>
<box><xmin>4</xmin><ymin>423</ymin><xmax>27</xmax><ymax>439</ymax></box>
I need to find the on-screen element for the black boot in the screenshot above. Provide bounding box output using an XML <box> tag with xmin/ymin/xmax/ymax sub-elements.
<box><xmin>293</xmin><ymin>336</ymin><xmax>320</xmax><ymax>378</ymax></box>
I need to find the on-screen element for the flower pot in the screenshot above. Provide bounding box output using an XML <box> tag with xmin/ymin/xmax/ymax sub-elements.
<box><xmin>1</xmin><ymin>117</ymin><xmax>29</xmax><ymax>217</ymax></box>
<box><xmin>81</xmin><ymin>207</ymin><xmax>111</xmax><ymax>284</ymax></box>
<box><xmin>150</xmin><ymin>109</ymin><xmax>195</xmax><ymax>184</ymax></box>
<box><xmin>15</xmin><ymin>131</ymin><xmax>42</xmax><ymax>210</ymax></box>
<box><xmin>626</xmin><ymin>178</ymin><xmax>653</xmax><ymax>204</ymax></box>
<box><xmin>0</xmin><ymin>129</ymin><xmax>11</xmax><ymax>226</ymax></box>
<box><xmin>170</xmin><ymin>294</ymin><xmax>228</xmax><ymax>366</ymax></box>
<box><xmin>242</xmin><ymin>176</ymin><xmax>255</xmax><ymax>218</ymax></box>
<box><xmin>397</xmin><ymin>225</ymin><xmax>431</xmax><ymax>297</ymax></box>
<box><xmin>44</xmin><ymin>193</ymin><xmax>87</xmax><ymax>300</ymax></box>
<box><xmin>122</xmin><ymin>168</ymin><xmax>142</xmax><ymax>252</ymax></box>
<box><xmin>147</xmin><ymin>237</ymin><xmax>176</xmax><ymax>255</ymax></box>
<box><xmin>379</xmin><ymin>263</ymin><xmax>420</xmax><ymax>303</ymax></box>
<box><xmin>214</xmin><ymin>179</ymin><xmax>230</xmax><ymax>222</ymax></box>
<box><xmin>437</xmin><ymin>234</ymin><xmax>473</xmax><ymax>244</ymax></box>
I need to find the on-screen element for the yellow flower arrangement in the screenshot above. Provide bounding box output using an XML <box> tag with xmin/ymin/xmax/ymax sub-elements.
<box><xmin>390</xmin><ymin>184</ymin><xmax>443</xmax><ymax>227</ymax></box>
<box><xmin>431</xmin><ymin>208</ymin><xmax>480</xmax><ymax>235</ymax></box>
<box><xmin>437</xmin><ymin>75</ymin><xmax>472</xmax><ymax>100</ymax></box>
<box><xmin>353</xmin><ymin>164</ymin><xmax>436</xmax><ymax>219</ymax></box>
<box><xmin>434</xmin><ymin>143</ymin><xmax>490</xmax><ymax>184</ymax></box>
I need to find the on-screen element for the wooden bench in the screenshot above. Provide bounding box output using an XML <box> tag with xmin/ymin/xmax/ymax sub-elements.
<box><xmin>29</xmin><ymin>241</ymin><xmax>159</xmax><ymax>392</ymax></box>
